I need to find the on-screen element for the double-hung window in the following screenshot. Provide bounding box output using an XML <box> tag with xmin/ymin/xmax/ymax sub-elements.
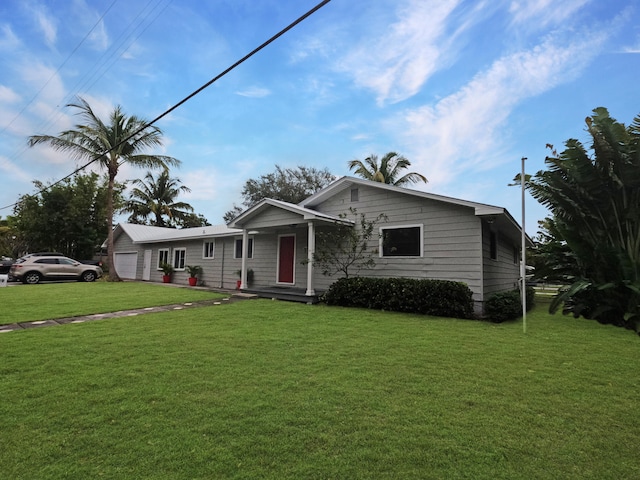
<box><xmin>203</xmin><ymin>241</ymin><xmax>215</xmax><ymax>259</ymax></box>
<box><xmin>158</xmin><ymin>249</ymin><xmax>169</xmax><ymax>269</ymax></box>
<box><xmin>234</xmin><ymin>238</ymin><xmax>253</xmax><ymax>259</ymax></box>
<box><xmin>173</xmin><ymin>248</ymin><xmax>186</xmax><ymax>270</ymax></box>
<box><xmin>380</xmin><ymin>225</ymin><xmax>423</xmax><ymax>257</ymax></box>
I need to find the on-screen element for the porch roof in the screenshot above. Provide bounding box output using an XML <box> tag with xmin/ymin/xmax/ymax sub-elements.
<box><xmin>228</xmin><ymin>198</ymin><xmax>354</xmax><ymax>229</ymax></box>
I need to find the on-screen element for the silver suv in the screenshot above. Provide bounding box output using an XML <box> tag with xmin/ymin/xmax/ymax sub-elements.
<box><xmin>10</xmin><ymin>255</ymin><xmax>103</xmax><ymax>284</ymax></box>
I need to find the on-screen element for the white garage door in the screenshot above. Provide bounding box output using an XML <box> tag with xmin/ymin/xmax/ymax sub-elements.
<box><xmin>114</xmin><ymin>252</ymin><xmax>138</xmax><ymax>279</ymax></box>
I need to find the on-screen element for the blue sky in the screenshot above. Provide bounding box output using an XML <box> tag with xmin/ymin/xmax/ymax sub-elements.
<box><xmin>0</xmin><ymin>0</ymin><xmax>638</xmax><ymax>234</ymax></box>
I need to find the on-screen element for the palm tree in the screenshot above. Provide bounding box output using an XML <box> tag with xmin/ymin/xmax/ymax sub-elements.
<box><xmin>124</xmin><ymin>169</ymin><xmax>194</xmax><ymax>227</ymax></box>
<box><xmin>348</xmin><ymin>152</ymin><xmax>427</xmax><ymax>186</ymax></box>
<box><xmin>28</xmin><ymin>96</ymin><xmax>180</xmax><ymax>281</ymax></box>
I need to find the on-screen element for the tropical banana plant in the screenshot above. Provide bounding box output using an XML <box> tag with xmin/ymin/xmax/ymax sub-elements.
<box><xmin>525</xmin><ymin>107</ymin><xmax>640</xmax><ymax>332</ymax></box>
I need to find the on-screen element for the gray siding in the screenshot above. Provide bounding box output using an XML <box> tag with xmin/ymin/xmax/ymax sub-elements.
<box><xmin>113</xmin><ymin>235</ymin><xmax>248</xmax><ymax>290</ymax></box>
<box><xmin>482</xmin><ymin>224</ymin><xmax>521</xmax><ymax>297</ymax></box>
<box><xmin>243</xmin><ymin>207</ymin><xmax>304</xmax><ymax>229</ymax></box>
<box><xmin>310</xmin><ymin>184</ymin><xmax>485</xmax><ymax>301</ymax></box>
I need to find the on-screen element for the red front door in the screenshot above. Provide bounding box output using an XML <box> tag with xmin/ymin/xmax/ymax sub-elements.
<box><xmin>278</xmin><ymin>235</ymin><xmax>295</xmax><ymax>284</ymax></box>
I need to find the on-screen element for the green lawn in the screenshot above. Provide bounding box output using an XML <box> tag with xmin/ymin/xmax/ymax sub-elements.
<box><xmin>0</xmin><ymin>281</ymin><xmax>226</xmax><ymax>325</ymax></box>
<box><xmin>1</xmin><ymin>286</ymin><xmax>639</xmax><ymax>479</ymax></box>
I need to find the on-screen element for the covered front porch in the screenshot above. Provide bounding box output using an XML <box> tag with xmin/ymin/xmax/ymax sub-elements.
<box><xmin>228</xmin><ymin>198</ymin><xmax>353</xmax><ymax>302</ymax></box>
<box><xmin>242</xmin><ymin>285</ymin><xmax>323</xmax><ymax>304</ymax></box>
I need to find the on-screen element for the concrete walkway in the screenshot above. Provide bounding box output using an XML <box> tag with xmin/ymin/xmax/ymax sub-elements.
<box><xmin>0</xmin><ymin>291</ymin><xmax>258</xmax><ymax>334</ymax></box>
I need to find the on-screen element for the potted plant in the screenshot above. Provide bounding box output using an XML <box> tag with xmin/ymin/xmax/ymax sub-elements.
<box><xmin>160</xmin><ymin>262</ymin><xmax>174</xmax><ymax>283</ymax></box>
<box><xmin>235</xmin><ymin>269</ymin><xmax>254</xmax><ymax>289</ymax></box>
<box><xmin>186</xmin><ymin>265</ymin><xmax>202</xmax><ymax>286</ymax></box>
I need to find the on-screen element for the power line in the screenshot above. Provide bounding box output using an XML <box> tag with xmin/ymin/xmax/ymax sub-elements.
<box><xmin>1</xmin><ymin>0</ymin><xmax>332</xmax><ymax>212</ymax></box>
<box><xmin>0</xmin><ymin>0</ymin><xmax>171</xmax><ymax>175</ymax></box>
<box><xmin>0</xmin><ymin>0</ymin><xmax>119</xmax><ymax>138</ymax></box>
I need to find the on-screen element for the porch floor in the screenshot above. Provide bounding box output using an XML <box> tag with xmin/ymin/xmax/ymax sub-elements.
<box><xmin>242</xmin><ymin>286</ymin><xmax>322</xmax><ymax>304</ymax></box>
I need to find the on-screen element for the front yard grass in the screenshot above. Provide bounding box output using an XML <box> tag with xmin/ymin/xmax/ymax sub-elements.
<box><xmin>1</xmin><ymin>291</ymin><xmax>639</xmax><ymax>479</ymax></box>
<box><xmin>0</xmin><ymin>281</ymin><xmax>226</xmax><ymax>325</ymax></box>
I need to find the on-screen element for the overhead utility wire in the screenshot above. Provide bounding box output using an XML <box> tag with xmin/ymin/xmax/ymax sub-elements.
<box><xmin>23</xmin><ymin>0</ymin><xmax>170</xmax><ymax>146</ymax></box>
<box><xmin>0</xmin><ymin>0</ymin><xmax>119</xmax><ymax>138</ymax></box>
<box><xmin>0</xmin><ymin>0</ymin><xmax>331</xmax><ymax>212</ymax></box>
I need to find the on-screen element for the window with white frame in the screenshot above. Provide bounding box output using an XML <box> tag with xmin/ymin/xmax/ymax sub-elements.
<box><xmin>158</xmin><ymin>249</ymin><xmax>169</xmax><ymax>269</ymax></box>
<box><xmin>380</xmin><ymin>225</ymin><xmax>423</xmax><ymax>257</ymax></box>
<box><xmin>173</xmin><ymin>248</ymin><xmax>186</xmax><ymax>270</ymax></box>
<box><xmin>234</xmin><ymin>238</ymin><xmax>253</xmax><ymax>259</ymax></box>
<box><xmin>203</xmin><ymin>240</ymin><xmax>215</xmax><ymax>259</ymax></box>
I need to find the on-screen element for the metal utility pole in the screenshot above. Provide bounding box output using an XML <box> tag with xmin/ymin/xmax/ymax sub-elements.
<box><xmin>521</xmin><ymin>157</ymin><xmax>527</xmax><ymax>333</ymax></box>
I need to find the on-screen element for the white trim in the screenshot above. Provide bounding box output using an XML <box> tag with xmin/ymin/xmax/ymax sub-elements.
<box><xmin>173</xmin><ymin>248</ymin><xmax>186</xmax><ymax>271</ymax></box>
<box><xmin>276</xmin><ymin>234</ymin><xmax>296</xmax><ymax>285</ymax></box>
<box><xmin>157</xmin><ymin>248</ymin><xmax>170</xmax><ymax>269</ymax></box>
<box><xmin>203</xmin><ymin>240</ymin><xmax>215</xmax><ymax>259</ymax></box>
<box><xmin>379</xmin><ymin>224</ymin><xmax>424</xmax><ymax>258</ymax></box>
<box><xmin>306</xmin><ymin>222</ymin><xmax>315</xmax><ymax>296</ymax></box>
<box><xmin>234</xmin><ymin>237</ymin><xmax>253</xmax><ymax>259</ymax></box>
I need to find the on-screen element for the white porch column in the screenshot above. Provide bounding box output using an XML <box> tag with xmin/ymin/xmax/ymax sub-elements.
<box><xmin>240</xmin><ymin>229</ymin><xmax>248</xmax><ymax>289</ymax></box>
<box><xmin>306</xmin><ymin>221</ymin><xmax>315</xmax><ymax>296</ymax></box>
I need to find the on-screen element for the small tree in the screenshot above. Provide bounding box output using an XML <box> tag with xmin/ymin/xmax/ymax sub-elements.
<box><xmin>224</xmin><ymin>165</ymin><xmax>335</xmax><ymax>222</ymax></box>
<box><xmin>310</xmin><ymin>208</ymin><xmax>386</xmax><ymax>278</ymax></box>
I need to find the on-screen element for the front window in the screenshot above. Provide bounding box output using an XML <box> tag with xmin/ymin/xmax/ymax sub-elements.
<box><xmin>158</xmin><ymin>249</ymin><xmax>169</xmax><ymax>269</ymax></box>
<box><xmin>234</xmin><ymin>238</ymin><xmax>254</xmax><ymax>259</ymax></box>
<box><xmin>173</xmin><ymin>248</ymin><xmax>186</xmax><ymax>270</ymax></box>
<box><xmin>380</xmin><ymin>225</ymin><xmax>423</xmax><ymax>257</ymax></box>
<box><xmin>203</xmin><ymin>241</ymin><xmax>215</xmax><ymax>259</ymax></box>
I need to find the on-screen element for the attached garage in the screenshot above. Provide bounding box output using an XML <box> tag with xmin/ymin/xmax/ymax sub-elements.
<box><xmin>113</xmin><ymin>252</ymin><xmax>138</xmax><ymax>279</ymax></box>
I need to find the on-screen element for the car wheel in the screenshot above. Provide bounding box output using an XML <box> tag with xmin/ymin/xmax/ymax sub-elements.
<box><xmin>81</xmin><ymin>271</ymin><xmax>97</xmax><ymax>282</ymax></box>
<box><xmin>23</xmin><ymin>272</ymin><xmax>41</xmax><ymax>284</ymax></box>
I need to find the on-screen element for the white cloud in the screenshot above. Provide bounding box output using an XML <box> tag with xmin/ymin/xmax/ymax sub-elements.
<box><xmin>181</xmin><ymin>169</ymin><xmax>220</xmax><ymax>201</ymax></box>
<box><xmin>235</xmin><ymin>86</ymin><xmax>271</xmax><ymax>98</ymax></box>
<box><xmin>18</xmin><ymin>61</ymin><xmax>65</xmax><ymax>104</ymax></box>
<box><xmin>88</xmin><ymin>19</ymin><xmax>109</xmax><ymax>51</ymax></box>
<box><xmin>0</xmin><ymin>85</ymin><xmax>21</xmax><ymax>104</ymax></box>
<box><xmin>31</xmin><ymin>4</ymin><xmax>57</xmax><ymax>48</ymax></box>
<box><xmin>0</xmin><ymin>155</ymin><xmax>32</xmax><ymax>183</ymax></box>
<box><xmin>397</xmin><ymin>29</ymin><xmax>608</xmax><ymax>189</ymax></box>
<box><xmin>337</xmin><ymin>0</ymin><xmax>462</xmax><ymax>105</ymax></box>
<box><xmin>0</xmin><ymin>24</ymin><xmax>21</xmax><ymax>51</ymax></box>
<box><xmin>69</xmin><ymin>0</ymin><xmax>110</xmax><ymax>51</ymax></box>
<box><xmin>509</xmin><ymin>0</ymin><xmax>590</xmax><ymax>27</ymax></box>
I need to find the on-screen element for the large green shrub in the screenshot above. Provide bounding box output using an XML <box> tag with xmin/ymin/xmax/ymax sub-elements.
<box><xmin>484</xmin><ymin>287</ymin><xmax>535</xmax><ymax>323</ymax></box>
<box><xmin>323</xmin><ymin>277</ymin><xmax>475</xmax><ymax>319</ymax></box>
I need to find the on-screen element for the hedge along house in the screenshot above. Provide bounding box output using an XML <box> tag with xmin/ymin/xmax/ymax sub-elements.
<box><xmin>109</xmin><ymin>176</ymin><xmax>532</xmax><ymax>313</ymax></box>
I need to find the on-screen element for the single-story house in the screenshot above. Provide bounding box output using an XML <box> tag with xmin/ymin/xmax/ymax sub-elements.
<box><xmin>109</xmin><ymin>176</ymin><xmax>532</xmax><ymax>313</ymax></box>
